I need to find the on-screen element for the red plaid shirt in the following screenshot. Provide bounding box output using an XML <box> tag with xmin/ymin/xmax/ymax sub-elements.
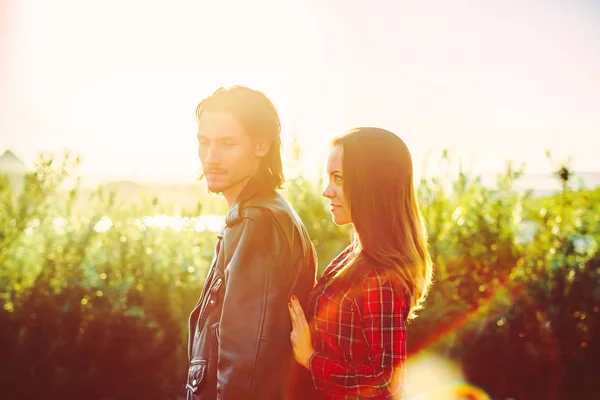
<box><xmin>307</xmin><ymin>248</ymin><xmax>408</xmax><ymax>400</ymax></box>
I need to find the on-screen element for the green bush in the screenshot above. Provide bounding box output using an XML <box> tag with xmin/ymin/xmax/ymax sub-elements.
<box><xmin>408</xmin><ymin>154</ymin><xmax>600</xmax><ymax>399</ymax></box>
<box><xmin>1</xmin><ymin>151</ymin><xmax>599</xmax><ymax>399</ymax></box>
<box><xmin>0</xmin><ymin>153</ymin><xmax>215</xmax><ymax>399</ymax></box>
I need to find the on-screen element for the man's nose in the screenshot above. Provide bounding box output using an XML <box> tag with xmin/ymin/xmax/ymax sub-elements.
<box><xmin>205</xmin><ymin>143</ymin><xmax>221</xmax><ymax>165</ymax></box>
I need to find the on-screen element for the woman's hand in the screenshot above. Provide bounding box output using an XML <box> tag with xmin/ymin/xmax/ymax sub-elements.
<box><xmin>288</xmin><ymin>295</ymin><xmax>316</xmax><ymax>369</ymax></box>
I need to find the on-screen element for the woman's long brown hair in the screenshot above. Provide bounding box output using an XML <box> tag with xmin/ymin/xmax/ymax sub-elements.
<box><xmin>332</xmin><ymin>127</ymin><xmax>433</xmax><ymax>320</ymax></box>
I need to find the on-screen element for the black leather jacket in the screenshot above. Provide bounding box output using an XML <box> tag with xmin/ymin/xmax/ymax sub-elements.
<box><xmin>186</xmin><ymin>177</ymin><xmax>317</xmax><ymax>399</ymax></box>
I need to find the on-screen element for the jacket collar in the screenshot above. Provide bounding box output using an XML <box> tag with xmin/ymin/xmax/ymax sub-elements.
<box><xmin>225</xmin><ymin>170</ymin><xmax>273</xmax><ymax>227</ymax></box>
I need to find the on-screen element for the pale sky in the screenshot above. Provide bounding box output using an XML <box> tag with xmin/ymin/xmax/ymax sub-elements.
<box><xmin>1</xmin><ymin>0</ymin><xmax>599</xmax><ymax>183</ymax></box>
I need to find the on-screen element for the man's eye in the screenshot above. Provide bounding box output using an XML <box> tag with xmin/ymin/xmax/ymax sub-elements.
<box><xmin>334</xmin><ymin>175</ymin><xmax>343</xmax><ymax>182</ymax></box>
<box><xmin>224</xmin><ymin>141</ymin><xmax>236</xmax><ymax>147</ymax></box>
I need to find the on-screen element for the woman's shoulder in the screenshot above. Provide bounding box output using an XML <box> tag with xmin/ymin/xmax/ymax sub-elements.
<box><xmin>352</xmin><ymin>264</ymin><xmax>409</xmax><ymax>304</ymax></box>
<box><xmin>324</xmin><ymin>249</ymin><xmax>409</xmax><ymax>303</ymax></box>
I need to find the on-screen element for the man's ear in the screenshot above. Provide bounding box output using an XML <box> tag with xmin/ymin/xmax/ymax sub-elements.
<box><xmin>255</xmin><ymin>138</ymin><xmax>271</xmax><ymax>158</ymax></box>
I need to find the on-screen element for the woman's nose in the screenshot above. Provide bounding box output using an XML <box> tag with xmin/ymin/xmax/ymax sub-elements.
<box><xmin>322</xmin><ymin>183</ymin><xmax>334</xmax><ymax>199</ymax></box>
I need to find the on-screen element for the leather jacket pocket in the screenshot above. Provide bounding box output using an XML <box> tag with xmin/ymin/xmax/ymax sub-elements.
<box><xmin>198</xmin><ymin>276</ymin><xmax>224</xmax><ymax>322</ymax></box>
<box><xmin>185</xmin><ymin>359</ymin><xmax>207</xmax><ymax>395</ymax></box>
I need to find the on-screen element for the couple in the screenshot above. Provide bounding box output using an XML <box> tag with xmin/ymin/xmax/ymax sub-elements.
<box><xmin>186</xmin><ymin>86</ymin><xmax>433</xmax><ymax>400</ymax></box>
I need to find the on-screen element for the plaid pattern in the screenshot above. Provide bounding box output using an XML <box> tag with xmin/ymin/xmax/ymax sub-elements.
<box><xmin>307</xmin><ymin>250</ymin><xmax>408</xmax><ymax>399</ymax></box>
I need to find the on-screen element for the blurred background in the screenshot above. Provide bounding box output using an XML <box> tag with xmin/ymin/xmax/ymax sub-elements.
<box><xmin>1</xmin><ymin>0</ymin><xmax>599</xmax><ymax>399</ymax></box>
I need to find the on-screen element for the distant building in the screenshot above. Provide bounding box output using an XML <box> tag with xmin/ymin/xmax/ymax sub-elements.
<box><xmin>0</xmin><ymin>150</ymin><xmax>26</xmax><ymax>198</ymax></box>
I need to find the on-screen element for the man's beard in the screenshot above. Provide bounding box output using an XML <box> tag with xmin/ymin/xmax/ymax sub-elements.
<box><xmin>205</xmin><ymin>169</ymin><xmax>255</xmax><ymax>195</ymax></box>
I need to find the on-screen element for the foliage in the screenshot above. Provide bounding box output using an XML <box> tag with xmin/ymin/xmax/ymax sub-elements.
<box><xmin>0</xmin><ymin>152</ymin><xmax>215</xmax><ymax>399</ymax></box>
<box><xmin>1</xmin><ymin>150</ymin><xmax>599</xmax><ymax>399</ymax></box>
<box><xmin>408</xmin><ymin>152</ymin><xmax>600</xmax><ymax>399</ymax></box>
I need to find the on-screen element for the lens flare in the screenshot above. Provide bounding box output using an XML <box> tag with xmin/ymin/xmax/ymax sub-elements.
<box><xmin>404</xmin><ymin>352</ymin><xmax>490</xmax><ymax>400</ymax></box>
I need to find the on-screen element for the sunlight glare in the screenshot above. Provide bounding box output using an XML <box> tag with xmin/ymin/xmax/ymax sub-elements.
<box><xmin>405</xmin><ymin>352</ymin><xmax>490</xmax><ymax>400</ymax></box>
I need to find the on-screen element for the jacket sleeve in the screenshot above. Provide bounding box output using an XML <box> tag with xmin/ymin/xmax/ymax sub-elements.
<box><xmin>309</xmin><ymin>272</ymin><xmax>408</xmax><ymax>399</ymax></box>
<box><xmin>216</xmin><ymin>216</ymin><xmax>285</xmax><ymax>399</ymax></box>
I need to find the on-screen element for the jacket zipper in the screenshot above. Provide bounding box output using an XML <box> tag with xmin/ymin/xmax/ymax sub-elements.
<box><xmin>187</xmin><ymin>260</ymin><xmax>218</xmax><ymax>361</ymax></box>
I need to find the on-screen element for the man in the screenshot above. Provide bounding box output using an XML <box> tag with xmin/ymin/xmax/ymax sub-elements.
<box><xmin>186</xmin><ymin>85</ymin><xmax>317</xmax><ymax>399</ymax></box>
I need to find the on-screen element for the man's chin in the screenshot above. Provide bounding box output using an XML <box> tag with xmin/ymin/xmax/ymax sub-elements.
<box><xmin>206</xmin><ymin>182</ymin><xmax>231</xmax><ymax>195</ymax></box>
<box><xmin>206</xmin><ymin>185</ymin><xmax>224</xmax><ymax>194</ymax></box>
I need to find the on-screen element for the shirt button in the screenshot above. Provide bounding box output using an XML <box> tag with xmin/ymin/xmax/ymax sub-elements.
<box><xmin>210</xmin><ymin>299</ymin><xmax>215</xmax><ymax>305</ymax></box>
<box><xmin>192</xmin><ymin>379</ymin><xmax>197</xmax><ymax>386</ymax></box>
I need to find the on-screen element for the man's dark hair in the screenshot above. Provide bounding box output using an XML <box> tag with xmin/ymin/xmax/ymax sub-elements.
<box><xmin>196</xmin><ymin>85</ymin><xmax>284</xmax><ymax>189</ymax></box>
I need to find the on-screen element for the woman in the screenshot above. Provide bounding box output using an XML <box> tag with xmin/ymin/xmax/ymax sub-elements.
<box><xmin>288</xmin><ymin>127</ymin><xmax>433</xmax><ymax>399</ymax></box>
